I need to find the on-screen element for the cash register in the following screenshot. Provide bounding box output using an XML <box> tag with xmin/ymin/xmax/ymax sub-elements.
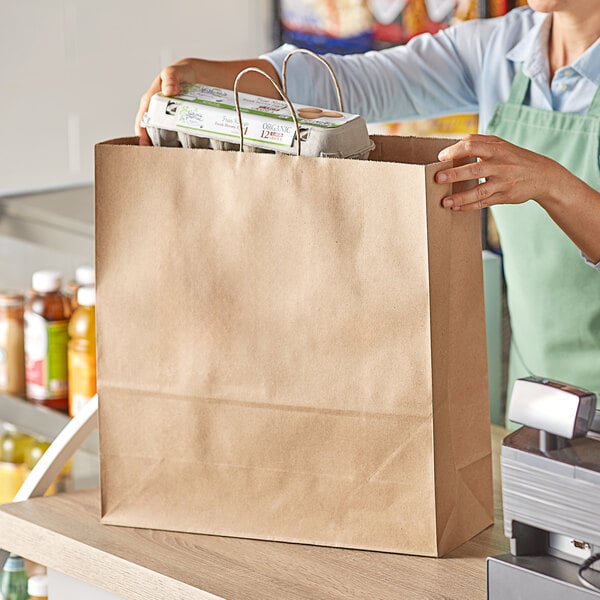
<box><xmin>488</xmin><ymin>376</ymin><xmax>600</xmax><ymax>598</ymax></box>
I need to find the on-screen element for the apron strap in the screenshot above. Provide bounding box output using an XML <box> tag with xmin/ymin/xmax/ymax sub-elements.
<box><xmin>507</xmin><ymin>67</ymin><xmax>530</xmax><ymax>106</ymax></box>
<box><xmin>586</xmin><ymin>84</ymin><xmax>600</xmax><ymax>118</ymax></box>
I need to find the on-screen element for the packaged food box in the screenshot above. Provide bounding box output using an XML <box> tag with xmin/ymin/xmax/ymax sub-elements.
<box><xmin>141</xmin><ymin>83</ymin><xmax>375</xmax><ymax>159</ymax></box>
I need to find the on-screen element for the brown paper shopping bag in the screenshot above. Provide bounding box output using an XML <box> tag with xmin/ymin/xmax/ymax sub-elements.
<box><xmin>95</xmin><ymin>134</ymin><xmax>493</xmax><ymax>557</ymax></box>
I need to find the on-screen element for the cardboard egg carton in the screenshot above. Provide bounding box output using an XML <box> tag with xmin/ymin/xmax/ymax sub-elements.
<box><xmin>141</xmin><ymin>82</ymin><xmax>375</xmax><ymax>159</ymax></box>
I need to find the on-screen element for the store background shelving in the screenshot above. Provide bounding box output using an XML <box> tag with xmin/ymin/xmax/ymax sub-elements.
<box><xmin>0</xmin><ymin>185</ymin><xmax>98</xmax><ymax>491</ymax></box>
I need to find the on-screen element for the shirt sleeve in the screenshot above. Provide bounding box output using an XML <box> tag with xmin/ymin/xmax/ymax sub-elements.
<box><xmin>261</xmin><ymin>17</ymin><xmax>501</xmax><ymax>124</ymax></box>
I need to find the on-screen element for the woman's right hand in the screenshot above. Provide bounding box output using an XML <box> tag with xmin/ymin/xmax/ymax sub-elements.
<box><xmin>135</xmin><ymin>58</ymin><xmax>279</xmax><ymax>146</ymax></box>
<box><xmin>135</xmin><ymin>57</ymin><xmax>282</xmax><ymax>146</ymax></box>
<box><xmin>135</xmin><ymin>59</ymin><xmax>199</xmax><ymax>146</ymax></box>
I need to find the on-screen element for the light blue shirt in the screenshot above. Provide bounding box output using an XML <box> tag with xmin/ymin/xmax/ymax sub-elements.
<box><xmin>262</xmin><ymin>6</ymin><xmax>600</xmax><ymax>270</ymax></box>
<box><xmin>263</xmin><ymin>7</ymin><xmax>600</xmax><ymax>130</ymax></box>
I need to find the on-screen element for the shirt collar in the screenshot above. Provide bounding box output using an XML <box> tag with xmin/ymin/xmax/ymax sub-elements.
<box><xmin>506</xmin><ymin>11</ymin><xmax>600</xmax><ymax>86</ymax></box>
<box><xmin>505</xmin><ymin>12</ymin><xmax>551</xmax><ymax>81</ymax></box>
<box><xmin>575</xmin><ymin>37</ymin><xmax>600</xmax><ymax>86</ymax></box>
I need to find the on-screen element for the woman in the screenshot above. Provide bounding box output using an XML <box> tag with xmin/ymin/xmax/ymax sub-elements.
<box><xmin>136</xmin><ymin>1</ymin><xmax>600</xmax><ymax>420</ymax></box>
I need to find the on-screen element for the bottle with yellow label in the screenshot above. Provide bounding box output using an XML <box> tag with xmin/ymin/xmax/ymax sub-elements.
<box><xmin>0</xmin><ymin>426</ymin><xmax>33</xmax><ymax>504</ymax></box>
<box><xmin>68</xmin><ymin>286</ymin><xmax>96</xmax><ymax>417</ymax></box>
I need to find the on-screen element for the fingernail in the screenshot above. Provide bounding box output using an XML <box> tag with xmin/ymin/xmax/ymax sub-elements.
<box><xmin>442</xmin><ymin>197</ymin><xmax>454</xmax><ymax>208</ymax></box>
<box><xmin>438</xmin><ymin>150</ymin><xmax>448</xmax><ymax>161</ymax></box>
<box><xmin>437</xmin><ymin>172</ymin><xmax>448</xmax><ymax>183</ymax></box>
<box><xmin>163</xmin><ymin>86</ymin><xmax>176</xmax><ymax>96</ymax></box>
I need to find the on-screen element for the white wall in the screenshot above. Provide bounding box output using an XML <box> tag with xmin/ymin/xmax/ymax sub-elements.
<box><xmin>0</xmin><ymin>0</ymin><xmax>276</xmax><ymax>196</ymax></box>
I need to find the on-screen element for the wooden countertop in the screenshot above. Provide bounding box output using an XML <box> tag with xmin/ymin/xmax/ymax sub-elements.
<box><xmin>0</xmin><ymin>427</ymin><xmax>508</xmax><ymax>600</ymax></box>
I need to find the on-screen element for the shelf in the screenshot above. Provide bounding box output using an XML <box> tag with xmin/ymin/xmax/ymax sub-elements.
<box><xmin>0</xmin><ymin>393</ymin><xmax>98</xmax><ymax>455</ymax></box>
<box><xmin>0</xmin><ymin>186</ymin><xmax>93</xmax><ymax>258</ymax></box>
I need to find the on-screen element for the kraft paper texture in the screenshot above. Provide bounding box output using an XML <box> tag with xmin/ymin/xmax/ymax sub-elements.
<box><xmin>95</xmin><ymin>135</ymin><xmax>493</xmax><ymax>556</ymax></box>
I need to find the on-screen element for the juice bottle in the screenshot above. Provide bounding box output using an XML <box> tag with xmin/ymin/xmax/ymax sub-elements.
<box><xmin>68</xmin><ymin>285</ymin><xmax>96</xmax><ymax>417</ymax></box>
<box><xmin>0</xmin><ymin>291</ymin><xmax>25</xmax><ymax>397</ymax></box>
<box><xmin>0</xmin><ymin>427</ymin><xmax>33</xmax><ymax>503</ymax></box>
<box><xmin>0</xmin><ymin>555</ymin><xmax>28</xmax><ymax>600</ymax></box>
<box><xmin>65</xmin><ymin>264</ymin><xmax>95</xmax><ymax>312</ymax></box>
<box><xmin>24</xmin><ymin>271</ymin><xmax>71</xmax><ymax>412</ymax></box>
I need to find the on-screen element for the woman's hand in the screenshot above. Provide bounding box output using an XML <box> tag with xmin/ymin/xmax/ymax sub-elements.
<box><xmin>135</xmin><ymin>59</ymin><xmax>199</xmax><ymax>146</ymax></box>
<box><xmin>435</xmin><ymin>134</ymin><xmax>566</xmax><ymax>211</ymax></box>
<box><xmin>135</xmin><ymin>58</ymin><xmax>282</xmax><ymax>146</ymax></box>
<box><xmin>436</xmin><ymin>134</ymin><xmax>600</xmax><ymax>263</ymax></box>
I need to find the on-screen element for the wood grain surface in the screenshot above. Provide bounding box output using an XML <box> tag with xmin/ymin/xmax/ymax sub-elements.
<box><xmin>0</xmin><ymin>427</ymin><xmax>508</xmax><ymax>600</ymax></box>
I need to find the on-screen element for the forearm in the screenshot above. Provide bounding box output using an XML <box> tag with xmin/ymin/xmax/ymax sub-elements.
<box><xmin>174</xmin><ymin>57</ymin><xmax>281</xmax><ymax>97</ymax></box>
<box><xmin>539</xmin><ymin>165</ymin><xmax>600</xmax><ymax>263</ymax></box>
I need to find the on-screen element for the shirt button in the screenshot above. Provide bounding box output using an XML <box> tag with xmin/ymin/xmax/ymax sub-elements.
<box><xmin>558</xmin><ymin>83</ymin><xmax>567</xmax><ymax>91</ymax></box>
<box><xmin>563</xmin><ymin>68</ymin><xmax>573</xmax><ymax>76</ymax></box>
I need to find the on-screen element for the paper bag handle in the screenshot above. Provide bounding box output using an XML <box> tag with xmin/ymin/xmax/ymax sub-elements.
<box><xmin>281</xmin><ymin>48</ymin><xmax>344</xmax><ymax>112</ymax></box>
<box><xmin>233</xmin><ymin>67</ymin><xmax>302</xmax><ymax>156</ymax></box>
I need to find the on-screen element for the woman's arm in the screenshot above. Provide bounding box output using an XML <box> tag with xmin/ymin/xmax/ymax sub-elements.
<box><xmin>262</xmin><ymin>17</ymin><xmax>496</xmax><ymax>124</ymax></box>
<box><xmin>436</xmin><ymin>134</ymin><xmax>600</xmax><ymax>263</ymax></box>
<box><xmin>135</xmin><ymin>15</ymin><xmax>503</xmax><ymax>144</ymax></box>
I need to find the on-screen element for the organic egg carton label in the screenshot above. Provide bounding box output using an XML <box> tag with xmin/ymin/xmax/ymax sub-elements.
<box><xmin>157</xmin><ymin>83</ymin><xmax>360</xmax><ymax>149</ymax></box>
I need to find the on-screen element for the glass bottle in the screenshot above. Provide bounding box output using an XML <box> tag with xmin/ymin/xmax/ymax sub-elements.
<box><xmin>24</xmin><ymin>270</ymin><xmax>71</xmax><ymax>412</ymax></box>
<box><xmin>0</xmin><ymin>426</ymin><xmax>34</xmax><ymax>504</ymax></box>
<box><xmin>0</xmin><ymin>292</ymin><xmax>25</xmax><ymax>397</ymax></box>
<box><xmin>67</xmin><ymin>286</ymin><xmax>96</xmax><ymax>417</ymax></box>
<box><xmin>0</xmin><ymin>554</ymin><xmax>28</xmax><ymax>600</ymax></box>
<box><xmin>65</xmin><ymin>264</ymin><xmax>95</xmax><ymax>312</ymax></box>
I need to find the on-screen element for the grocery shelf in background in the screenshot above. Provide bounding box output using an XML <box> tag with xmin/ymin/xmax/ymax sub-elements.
<box><xmin>275</xmin><ymin>0</ymin><xmax>527</xmax><ymax>139</ymax></box>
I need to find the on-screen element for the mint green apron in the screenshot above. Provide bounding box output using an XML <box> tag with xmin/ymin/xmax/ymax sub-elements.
<box><xmin>487</xmin><ymin>68</ymin><xmax>600</xmax><ymax>424</ymax></box>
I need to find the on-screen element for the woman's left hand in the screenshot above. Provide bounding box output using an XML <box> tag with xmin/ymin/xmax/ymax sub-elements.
<box><xmin>435</xmin><ymin>133</ymin><xmax>564</xmax><ymax>211</ymax></box>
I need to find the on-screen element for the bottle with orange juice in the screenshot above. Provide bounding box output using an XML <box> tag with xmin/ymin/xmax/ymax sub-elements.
<box><xmin>64</xmin><ymin>265</ymin><xmax>95</xmax><ymax>312</ymax></box>
<box><xmin>67</xmin><ymin>286</ymin><xmax>96</xmax><ymax>417</ymax></box>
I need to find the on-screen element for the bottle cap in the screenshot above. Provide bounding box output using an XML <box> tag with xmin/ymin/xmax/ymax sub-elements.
<box><xmin>27</xmin><ymin>574</ymin><xmax>48</xmax><ymax>596</ymax></box>
<box><xmin>4</xmin><ymin>554</ymin><xmax>25</xmax><ymax>571</ymax></box>
<box><xmin>75</xmin><ymin>265</ymin><xmax>95</xmax><ymax>286</ymax></box>
<box><xmin>0</xmin><ymin>290</ymin><xmax>24</xmax><ymax>307</ymax></box>
<box><xmin>31</xmin><ymin>270</ymin><xmax>62</xmax><ymax>293</ymax></box>
<box><xmin>76</xmin><ymin>285</ymin><xmax>96</xmax><ymax>307</ymax></box>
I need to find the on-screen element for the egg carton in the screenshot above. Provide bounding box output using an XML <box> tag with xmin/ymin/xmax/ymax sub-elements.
<box><xmin>141</xmin><ymin>82</ymin><xmax>375</xmax><ymax>159</ymax></box>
